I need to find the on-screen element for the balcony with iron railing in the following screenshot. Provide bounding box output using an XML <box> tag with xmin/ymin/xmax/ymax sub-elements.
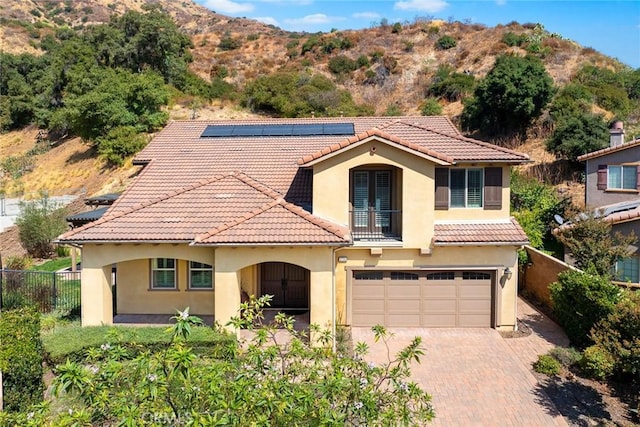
<box><xmin>349</xmin><ymin>209</ymin><xmax>402</xmax><ymax>242</ymax></box>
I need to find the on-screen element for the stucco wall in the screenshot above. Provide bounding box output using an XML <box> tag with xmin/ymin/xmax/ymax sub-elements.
<box><xmin>522</xmin><ymin>246</ymin><xmax>575</xmax><ymax>309</ymax></box>
<box><xmin>116</xmin><ymin>259</ymin><xmax>214</xmax><ymax>316</ymax></box>
<box><xmin>585</xmin><ymin>151</ymin><xmax>640</xmax><ymax>209</ymax></box>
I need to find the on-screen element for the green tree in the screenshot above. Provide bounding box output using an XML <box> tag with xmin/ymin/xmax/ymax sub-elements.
<box><xmin>462</xmin><ymin>54</ymin><xmax>554</xmax><ymax>136</ymax></box>
<box><xmin>16</xmin><ymin>193</ymin><xmax>68</xmax><ymax>259</ymax></box>
<box><xmin>420</xmin><ymin>98</ymin><xmax>442</xmax><ymax>115</ymax></box>
<box><xmin>555</xmin><ymin>211</ymin><xmax>636</xmax><ymax>277</ymax></box>
<box><xmin>545</xmin><ymin>112</ymin><xmax>609</xmax><ymax>162</ymax></box>
<box><xmin>427</xmin><ymin>64</ymin><xmax>476</xmax><ymax>102</ymax></box>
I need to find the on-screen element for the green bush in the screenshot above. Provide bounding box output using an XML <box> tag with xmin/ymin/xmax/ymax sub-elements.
<box><xmin>16</xmin><ymin>193</ymin><xmax>68</xmax><ymax>259</ymax></box>
<box><xmin>41</xmin><ymin>301</ymin><xmax>435</xmax><ymax>425</ymax></box>
<box><xmin>435</xmin><ymin>35</ymin><xmax>457</xmax><ymax>50</ymax></box>
<box><xmin>548</xmin><ymin>347</ymin><xmax>582</xmax><ymax>368</ymax></box>
<box><xmin>545</xmin><ymin>112</ymin><xmax>609</xmax><ymax>162</ymax></box>
<box><xmin>502</xmin><ymin>31</ymin><xmax>527</xmax><ymax>47</ymax></box>
<box><xmin>590</xmin><ymin>290</ymin><xmax>640</xmax><ymax>381</ymax></box>
<box><xmin>391</xmin><ymin>22</ymin><xmax>402</xmax><ymax>34</ymax></box>
<box><xmin>0</xmin><ymin>307</ymin><xmax>45</xmax><ymax>412</ymax></box>
<box><xmin>96</xmin><ymin>125</ymin><xmax>148</xmax><ymax>166</ymax></box>
<box><xmin>580</xmin><ymin>345</ymin><xmax>615</xmax><ymax>380</ymax></box>
<box><xmin>533</xmin><ymin>354</ymin><xmax>561</xmax><ymax>376</ymax></box>
<box><xmin>427</xmin><ymin>65</ymin><xmax>476</xmax><ymax>102</ymax></box>
<box><xmin>549</xmin><ymin>269</ymin><xmax>621</xmax><ymax>348</ymax></box>
<box><xmin>356</xmin><ymin>54</ymin><xmax>370</xmax><ymax>68</ymax></box>
<box><xmin>328</xmin><ymin>55</ymin><xmax>357</xmax><ymax>75</ymax></box>
<box><xmin>421</xmin><ymin>98</ymin><xmax>443</xmax><ymax>115</ymax></box>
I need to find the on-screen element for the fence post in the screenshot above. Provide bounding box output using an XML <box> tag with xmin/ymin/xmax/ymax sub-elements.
<box><xmin>52</xmin><ymin>272</ymin><xmax>57</xmax><ymax>311</ymax></box>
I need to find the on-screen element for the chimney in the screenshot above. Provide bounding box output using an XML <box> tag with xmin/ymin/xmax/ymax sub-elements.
<box><xmin>610</xmin><ymin>121</ymin><xmax>625</xmax><ymax>147</ymax></box>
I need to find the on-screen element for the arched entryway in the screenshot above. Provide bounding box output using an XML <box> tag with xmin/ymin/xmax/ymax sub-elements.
<box><xmin>259</xmin><ymin>262</ymin><xmax>309</xmax><ymax>312</ymax></box>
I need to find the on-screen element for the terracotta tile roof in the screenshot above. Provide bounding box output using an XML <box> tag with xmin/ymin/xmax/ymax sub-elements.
<box><xmin>433</xmin><ymin>218</ymin><xmax>529</xmax><ymax>246</ymax></box>
<box><xmin>59</xmin><ymin>171</ymin><xmax>349</xmax><ymax>244</ymax></box>
<box><xmin>578</xmin><ymin>139</ymin><xmax>640</xmax><ymax>161</ymax></box>
<box><xmin>556</xmin><ymin>201</ymin><xmax>640</xmax><ymax>232</ymax></box>
<box><xmin>297</xmin><ymin>119</ymin><xmax>529</xmax><ymax>166</ymax></box>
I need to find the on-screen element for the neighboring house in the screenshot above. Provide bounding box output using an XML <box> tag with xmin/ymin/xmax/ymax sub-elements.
<box><xmin>58</xmin><ymin>117</ymin><xmax>530</xmax><ymax>332</ymax></box>
<box><xmin>577</xmin><ymin>121</ymin><xmax>640</xmax><ymax>285</ymax></box>
<box><xmin>578</xmin><ymin>121</ymin><xmax>640</xmax><ymax>210</ymax></box>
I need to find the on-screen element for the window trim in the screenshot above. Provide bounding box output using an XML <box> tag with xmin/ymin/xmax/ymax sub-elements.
<box><xmin>150</xmin><ymin>258</ymin><xmax>177</xmax><ymax>290</ymax></box>
<box><xmin>188</xmin><ymin>261</ymin><xmax>214</xmax><ymax>290</ymax></box>
<box><xmin>614</xmin><ymin>256</ymin><xmax>639</xmax><ymax>283</ymax></box>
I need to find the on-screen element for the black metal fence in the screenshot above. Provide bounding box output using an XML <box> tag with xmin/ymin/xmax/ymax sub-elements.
<box><xmin>0</xmin><ymin>269</ymin><xmax>81</xmax><ymax>313</ymax></box>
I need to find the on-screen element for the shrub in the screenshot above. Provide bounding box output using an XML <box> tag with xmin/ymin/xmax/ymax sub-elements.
<box><xmin>580</xmin><ymin>345</ymin><xmax>615</xmax><ymax>380</ymax></box>
<box><xmin>548</xmin><ymin>347</ymin><xmax>582</xmax><ymax>368</ymax></box>
<box><xmin>45</xmin><ymin>301</ymin><xmax>435</xmax><ymax>425</ymax></box>
<box><xmin>533</xmin><ymin>354</ymin><xmax>561</xmax><ymax>376</ymax></box>
<box><xmin>427</xmin><ymin>65</ymin><xmax>476</xmax><ymax>102</ymax></box>
<box><xmin>218</xmin><ymin>34</ymin><xmax>242</xmax><ymax>51</ymax></box>
<box><xmin>96</xmin><ymin>125</ymin><xmax>148</xmax><ymax>166</ymax></box>
<box><xmin>328</xmin><ymin>55</ymin><xmax>357</xmax><ymax>75</ymax></box>
<box><xmin>16</xmin><ymin>193</ymin><xmax>68</xmax><ymax>258</ymax></box>
<box><xmin>590</xmin><ymin>290</ymin><xmax>640</xmax><ymax>381</ymax></box>
<box><xmin>545</xmin><ymin>112</ymin><xmax>609</xmax><ymax>162</ymax></box>
<box><xmin>502</xmin><ymin>31</ymin><xmax>527</xmax><ymax>47</ymax></box>
<box><xmin>0</xmin><ymin>307</ymin><xmax>45</xmax><ymax>412</ymax></box>
<box><xmin>435</xmin><ymin>35</ymin><xmax>457</xmax><ymax>50</ymax></box>
<box><xmin>391</xmin><ymin>22</ymin><xmax>402</xmax><ymax>34</ymax></box>
<box><xmin>356</xmin><ymin>54</ymin><xmax>370</xmax><ymax>68</ymax></box>
<box><xmin>421</xmin><ymin>98</ymin><xmax>442</xmax><ymax>115</ymax></box>
<box><xmin>549</xmin><ymin>269</ymin><xmax>622</xmax><ymax>348</ymax></box>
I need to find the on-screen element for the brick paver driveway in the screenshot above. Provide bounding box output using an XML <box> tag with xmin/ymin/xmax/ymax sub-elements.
<box><xmin>351</xmin><ymin>327</ymin><xmax>568</xmax><ymax>426</ymax></box>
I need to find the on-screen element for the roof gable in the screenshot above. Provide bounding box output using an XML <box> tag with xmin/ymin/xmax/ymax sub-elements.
<box><xmin>578</xmin><ymin>139</ymin><xmax>640</xmax><ymax>162</ymax></box>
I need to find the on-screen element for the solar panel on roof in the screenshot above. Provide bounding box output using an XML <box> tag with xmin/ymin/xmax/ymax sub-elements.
<box><xmin>201</xmin><ymin>123</ymin><xmax>355</xmax><ymax>138</ymax></box>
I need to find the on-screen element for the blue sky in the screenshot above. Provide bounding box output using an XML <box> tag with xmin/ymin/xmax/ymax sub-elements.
<box><xmin>195</xmin><ymin>0</ymin><xmax>640</xmax><ymax>68</ymax></box>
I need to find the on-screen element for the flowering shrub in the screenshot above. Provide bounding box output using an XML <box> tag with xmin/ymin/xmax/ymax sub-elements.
<box><xmin>4</xmin><ymin>296</ymin><xmax>434</xmax><ymax>425</ymax></box>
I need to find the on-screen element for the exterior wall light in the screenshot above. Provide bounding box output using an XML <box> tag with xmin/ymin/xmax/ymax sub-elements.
<box><xmin>338</xmin><ymin>256</ymin><xmax>348</xmax><ymax>263</ymax></box>
<box><xmin>503</xmin><ymin>267</ymin><xmax>513</xmax><ymax>281</ymax></box>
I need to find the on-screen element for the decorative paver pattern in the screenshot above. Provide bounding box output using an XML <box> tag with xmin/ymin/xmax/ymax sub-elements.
<box><xmin>351</xmin><ymin>299</ymin><xmax>569</xmax><ymax>426</ymax></box>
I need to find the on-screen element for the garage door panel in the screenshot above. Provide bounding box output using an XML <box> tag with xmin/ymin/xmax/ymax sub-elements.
<box><xmin>353</xmin><ymin>299</ymin><xmax>385</xmax><ymax>312</ymax></box>
<box><xmin>388</xmin><ymin>285</ymin><xmax>420</xmax><ymax>298</ymax></box>
<box><xmin>353</xmin><ymin>284</ymin><xmax>385</xmax><ymax>298</ymax></box>
<box><xmin>388</xmin><ymin>314</ymin><xmax>421</xmax><ymax>327</ymax></box>
<box><xmin>459</xmin><ymin>314</ymin><xmax>491</xmax><ymax>328</ymax></box>
<box><xmin>422</xmin><ymin>314</ymin><xmax>457</xmax><ymax>327</ymax></box>
<box><xmin>460</xmin><ymin>284</ymin><xmax>492</xmax><ymax>298</ymax></box>
<box><xmin>423</xmin><ymin>285</ymin><xmax>456</xmax><ymax>298</ymax></box>
<box><xmin>387</xmin><ymin>298</ymin><xmax>420</xmax><ymax>312</ymax></box>
<box><xmin>352</xmin><ymin>313</ymin><xmax>386</xmax><ymax>327</ymax></box>
<box><xmin>458</xmin><ymin>298</ymin><xmax>491</xmax><ymax>313</ymax></box>
<box><xmin>423</xmin><ymin>299</ymin><xmax>456</xmax><ymax>312</ymax></box>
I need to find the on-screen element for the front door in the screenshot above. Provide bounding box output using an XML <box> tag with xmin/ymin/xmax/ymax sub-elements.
<box><xmin>260</xmin><ymin>262</ymin><xmax>309</xmax><ymax>309</ymax></box>
<box><xmin>352</xmin><ymin>170</ymin><xmax>391</xmax><ymax>234</ymax></box>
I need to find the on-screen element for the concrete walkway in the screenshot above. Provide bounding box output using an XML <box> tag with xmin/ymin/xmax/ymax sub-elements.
<box><xmin>351</xmin><ymin>297</ymin><xmax>569</xmax><ymax>426</ymax></box>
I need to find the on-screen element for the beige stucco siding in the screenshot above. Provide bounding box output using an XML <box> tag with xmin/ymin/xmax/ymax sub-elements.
<box><xmin>312</xmin><ymin>139</ymin><xmax>434</xmax><ymax>248</ymax></box>
<box><xmin>116</xmin><ymin>259</ymin><xmax>214</xmax><ymax>316</ymax></box>
<box><xmin>335</xmin><ymin>245</ymin><xmax>519</xmax><ymax>330</ymax></box>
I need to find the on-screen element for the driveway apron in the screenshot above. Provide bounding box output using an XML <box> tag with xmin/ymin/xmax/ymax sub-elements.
<box><xmin>351</xmin><ymin>325</ymin><xmax>568</xmax><ymax>426</ymax></box>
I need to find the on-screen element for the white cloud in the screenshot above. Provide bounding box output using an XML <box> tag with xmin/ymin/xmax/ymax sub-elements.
<box><xmin>495</xmin><ymin>0</ymin><xmax>507</xmax><ymax>5</ymax></box>
<box><xmin>353</xmin><ymin>11</ymin><xmax>381</xmax><ymax>20</ymax></box>
<box><xmin>202</xmin><ymin>0</ymin><xmax>255</xmax><ymax>14</ymax></box>
<box><xmin>284</xmin><ymin>13</ymin><xmax>346</xmax><ymax>26</ymax></box>
<box><xmin>394</xmin><ymin>0</ymin><xmax>448</xmax><ymax>13</ymax></box>
<box><xmin>254</xmin><ymin>16</ymin><xmax>280</xmax><ymax>26</ymax></box>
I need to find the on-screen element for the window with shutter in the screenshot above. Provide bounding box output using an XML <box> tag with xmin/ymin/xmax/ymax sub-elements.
<box><xmin>597</xmin><ymin>165</ymin><xmax>607</xmax><ymax>190</ymax></box>
<box><xmin>607</xmin><ymin>165</ymin><xmax>637</xmax><ymax>190</ymax></box>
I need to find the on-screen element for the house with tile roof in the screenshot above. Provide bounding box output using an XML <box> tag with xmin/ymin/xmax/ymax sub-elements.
<box><xmin>577</xmin><ymin>121</ymin><xmax>640</xmax><ymax>285</ymax></box>
<box><xmin>58</xmin><ymin>116</ymin><xmax>530</xmax><ymax>332</ymax></box>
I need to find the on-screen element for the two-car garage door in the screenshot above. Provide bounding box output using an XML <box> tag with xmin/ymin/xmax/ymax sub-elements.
<box><xmin>351</xmin><ymin>270</ymin><xmax>494</xmax><ymax>327</ymax></box>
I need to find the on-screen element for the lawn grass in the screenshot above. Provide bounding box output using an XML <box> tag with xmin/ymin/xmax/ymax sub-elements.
<box><xmin>42</xmin><ymin>322</ymin><xmax>237</xmax><ymax>365</ymax></box>
<box><xmin>30</xmin><ymin>257</ymin><xmax>73</xmax><ymax>272</ymax></box>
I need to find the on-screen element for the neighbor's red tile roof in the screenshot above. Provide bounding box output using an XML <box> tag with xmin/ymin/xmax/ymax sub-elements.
<box><xmin>433</xmin><ymin>219</ymin><xmax>529</xmax><ymax>245</ymax></box>
<box><xmin>59</xmin><ymin>116</ymin><xmax>529</xmax><ymax>245</ymax></box>
<box><xmin>577</xmin><ymin>139</ymin><xmax>640</xmax><ymax>161</ymax></box>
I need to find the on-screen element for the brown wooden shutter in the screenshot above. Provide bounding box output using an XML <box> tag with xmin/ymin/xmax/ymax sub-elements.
<box><xmin>435</xmin><ymin>168</ymin><xmax>449</xmax><ymax>210</ymax></box>
<box><xmin>597</xmin><ymin>164</ymin><xmax>607</xmax><ymax>190</ymax></box>
<box><xmin>484</xmin><ymin>167</ymin><xmax>502</xmax><ymax>210</ymax></box>
<box><xmin>637</xmin><ymin>166</ymin><xmax>640</xmax><ymax>191</ymax></box>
